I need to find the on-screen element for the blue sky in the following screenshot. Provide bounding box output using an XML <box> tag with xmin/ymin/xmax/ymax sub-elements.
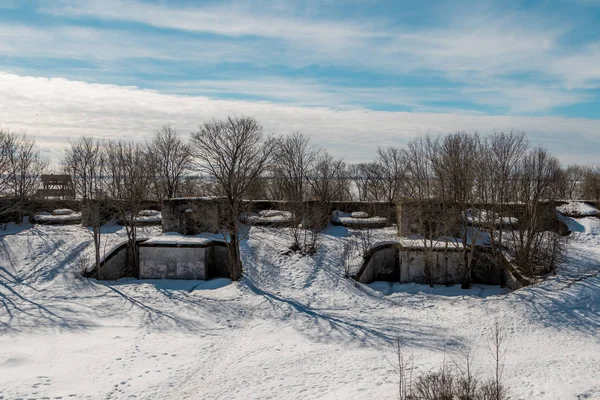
<box><xmin>1</xmin><ymin>0</ymin><xmax>600</xmax><ymax>164</ymax></box>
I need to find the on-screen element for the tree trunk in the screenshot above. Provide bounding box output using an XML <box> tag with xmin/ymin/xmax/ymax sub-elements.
<box><xmin>461</xmin><ymin>249</ymin><xmax>472</xmax><ymax>289</ymax></box>
<box><xmin>228</xmin><ymin>233</ymin><xmax>242</xmax><ymax>281</ymax></box>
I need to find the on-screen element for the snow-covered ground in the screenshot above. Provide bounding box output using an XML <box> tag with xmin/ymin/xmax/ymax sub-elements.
<box><xmin>0</xmin><ymin>217</ymin><xmax>599</xmax><ymax>399</ymax></box>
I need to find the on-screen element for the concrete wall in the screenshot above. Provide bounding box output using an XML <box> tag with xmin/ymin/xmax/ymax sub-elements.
<box><xmin>399</xmin><ymin>250</ymin><xmax>464</xmax><ymax>284</ymax></box>
<box><xmin>0</xmin><ymin>198</ymin><xmax>82</xmax><ymax>223</ymax></box>
<box><xmin>397</xmin><ymin>200</ymin><xmax>564</xmax><ymax>237</ymax></box>
<box><xmin>162</xmin><ymin>198</ymin><xmax>222</xmax><ymax>234</ymax></box>
<box><xmin>206</xmin><ymin>243</ymin><xmax>231</xmax><ymax>279</ymax></box>
<box><xmin>503</xmin><ymin>268</ymin><xmax>523</xmax><ymax>291</ymax></box>
<box><xmin>93</xmin><ymin>239</ymin><xmax>229</xmax><ymax>281</ymax></box>
<box><xmin>396</xmin><ymin>201</ymin><xmax>461</xmax><ymax>237</ymax></box>
<box><xmin>139</xmin><ymin>246</ymin><xmax>206</xmax><ymax>279</ymax></box>
<box><xmin>162</xmin><ymin>198</ymin><xmax>398</xmax><ymax>233</ymax></box>
<box><xmin>356</xmin><ymin>244</ymin><xmax>509</xmax><ymax>286</ymax></box>
<box><xmin>98</xmin><ymin>243</ymin><xmax>129</xmax><ymax>280</ymax></box>
<box><xmin>304</xmin><ymin>201</ymin><xmax>396</xmax><ymax>229</ymax></box>
<box><xmin>0</xmin><ymin>198</ymin><xmax>161</xmax><ymax>225</ymax></box>
<box><xmin>359</xmin><ymin>246</ymin><xmax>399</xmax><ymax>283</ymax></box>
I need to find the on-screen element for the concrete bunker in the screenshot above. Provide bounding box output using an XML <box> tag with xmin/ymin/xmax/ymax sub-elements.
<box><xmin>93</xmin><ymin>235</ymin><xmax>230</xmax><ymax>281</ymax></box>
<box><xmin>138</xmin><ymin>236</ymin><xmax>230</xmax><ymax>280</ymax></box>
<box><xmin>354</xmin><ymin>241</ymin><xmax>522</xmax><ymax>289</ymax></box>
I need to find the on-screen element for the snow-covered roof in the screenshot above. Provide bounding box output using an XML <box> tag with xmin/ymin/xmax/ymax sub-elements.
<box><xmin>557</xmin><ymin>202</ymin><xmax>600</xmax><ymax>217</ymax></box>
<box><xmin>33</xmin><ymin>212</ymin><xmax>82</xmax><ymax>222</ymax></box>
<box><xmin>143</xmin><ymin>235</ymin><xmax>212</xmax><ymax>246</ymax></box>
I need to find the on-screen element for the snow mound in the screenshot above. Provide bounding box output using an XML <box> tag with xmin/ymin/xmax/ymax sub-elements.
<box><xmin>32</xmin><ymin>211</ymin><xmax>82</xmax><ymax>223</ymax></box>
<box><xmin>332</xmin><ymin>210</ymin><xmax>387</xmax><ymax>227</ymax></box>
<box><xmin>242</xmin><ymin>210</ymin><xmax>292</xmax><ymax>225</ymax></box>
<box><xmin>557</xmin><ymin>202</ymin><xmax>600</xmax><ymax>217</ymax></box>
<box><xmin>258</xmin><ymin>210</ymin><xmax>286</xmax><ymax>218</ymax></box>
<box><xmin>464</xmin><ymin>208</ymin><xmax>518</xmax><ymax>227</ymax></box>
<box><xmin>143</xmin><ymin>234</ymin><xmax>212</xmax><ymax>246</ymax></box>
<box><xmin>123</xmin><ymin>210</ymin><xmax>162</xmax><ymax>224</ymax></box>
<box><xmin>138</xmin><ymin>209</ymin><xmax>160</xmax><ymax>217</ymax></box>
<box><xmin>52</xmin><ymin>208</ymin><xmax>75</xmax><ymax>216</ymax></box>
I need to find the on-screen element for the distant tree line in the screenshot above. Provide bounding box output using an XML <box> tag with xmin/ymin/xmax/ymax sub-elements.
<box><xmin>2</xmin><ymin>118</ymin><xmax>598</xmax><ymax>282</ymax></box>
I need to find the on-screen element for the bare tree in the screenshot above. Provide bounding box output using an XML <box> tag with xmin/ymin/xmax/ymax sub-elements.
<box><xmin>480</xmin><ymin>131</ymin><xmax>529</xmax><ymax>282</ymax></box>
<box><xmin>430</xmin><ymin>132</ymin><xmax>483</xmax><ymax>288</ymax></box>
<box><xmin>105</xmin><ymin>140</ymin><xmax>153</xmax><ymax>274</ymax></box>
<box><xmin>190</xmin><ymin>116</ymin><xmax>275</xmax><ymax>281</ymax></box>
<box><xmin>63</xmin><ymin>136</ymin><xmax>106</xmax><ymax>273</ymax></box>
<box><xmin>486</xmin><ymin>321</ymin><xmax>509</xmax><ymax>400</ymax></box>
<box><xmin>581</xmin><ymin>165</ymin><xmax>600</xmax><ymax>201</ymax></box>
<box><xmin>302</xmin><ymin>152</ymin><xmax>348</xmax><ymax>253</ymax></box>
<box><xmin>0</xmin><ymin>130</ymin><xmax>13</xmax><ymax>196</ymax></box>
<box><xmin>64</xmin><ymin>136</ymin><xmax>105</xmax><ymax>200</ymax></box>
<box><xmin>273</xmin><ymin>132</ymin><xmax>318</xmax><ymax>251</ymax></box>
<box><xmin>0</xmin><ymin>130</ymin><xmax>47</xmax><ymax>220</ymax></box>
<box><xmin>348</xmin><ymin>162</ymin><xmax>385</xmax><ymax>201</ymax></box>
<box><xmin>452</xmin><ymin>347</ymin><xmax>479</xmax><ymax>400</ymax></box>
<box><xmin>404</xmin><ymin>136</ymin><xmax>440</xmax><ymax>285</ymax></box>
<box><xmin>307</xmin><ymin>152</ymin><xmax>347</xmax><ymax>204</ymax></box>
<box><xmin>348</xmin><ymin>163</ymin><xmax>369</xmax><ymax>201</ymax></box>
<box><xmin>147</xmin><ymin>125</ymin><xmax>192</xmax><ymax>200</ymax></box>
<box><xmin>558</xmin><ymin>165</ymin><xmax>585</xmax><ymax>200</ymax></box>
<box><xmin>5</xmin><ymin>132</ymin><xmax>48</xmax><ymax>198</ymax></box>
<box><xmin>507</xmin><ymin>147</ymin><xmax>563</xmax><ymax>278</ymax></box>
<box><xmin>376</xmin><ymin>146</ymin><xmax>406</xmax><ymax>203</ymax></box>
<box><xmin>387</xmin><ymin>338</ymin><xmax>414</xmax><ymax>400</ymax></box>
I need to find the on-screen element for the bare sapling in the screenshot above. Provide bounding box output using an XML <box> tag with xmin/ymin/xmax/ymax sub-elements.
<box><xmin>356</xmin><ymin>227</ymin><xmax>373</xmax><ymax>259</ymax></box>
<box><xmin>486</xmin><ymin>321</ymin><xmax>509</xmax><ymax>400</ymax></box>
<box><xmin>385</xmin><ymin>337</ymin><xmax>415</xmax><ymax>400</ymax></box>
<box><xmin>342</xmin><ymin>240</ymin><xmax>354</xmax><ymax>278</ymax></box>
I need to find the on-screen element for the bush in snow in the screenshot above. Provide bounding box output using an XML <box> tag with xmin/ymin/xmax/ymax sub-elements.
<box><xmin>390</xmin><ymin>322</ymin><xmax>510</xmax><ymax>400</ymax></box>
<box><xmin>74</xmin><ymin>251</ymin><xmax>91</xmax><ymax>279</ymax></box>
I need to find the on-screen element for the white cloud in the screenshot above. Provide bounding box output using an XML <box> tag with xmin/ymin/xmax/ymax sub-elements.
<box><xmin>24</xmin><ymin>0</ymin><xmax>600</xmax><ymax>113</ymax></box>
<box><xmin>1</xmin><ymin>72</ymin><xmax>598</xmax><ymax>166</ymax></box>
<box><xmin>0</xmin><ymin>23</ymin><xmax>260</xmax><ymax>63</ymax></box>
<box><xmin>40</xmin><ymin>0</ymin><xmax>380</xmax><ymax>42</ymax></box>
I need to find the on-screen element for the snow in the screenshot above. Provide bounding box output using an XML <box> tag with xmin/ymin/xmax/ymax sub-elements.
<box><xmin>32</xmin><ymin>211</ymin><xmax>83</xmax><ymax>222</ymax></box>
<box><xmin>557</xmin><ymin>201</ymin><xmax>600</xmax><ymax>217</ymax></box>
<box><xmin>464</xmin><ymin>208</ymin><xmax>518</xmax><ymax>227</ymax></box>
<box><xmin>332</xmin><ymin>211</ymin><xmax>388</xmax><ymax>226</ymax></box>
<box><xmin>242</xmin><ymin>210</ymin><xmax>292</xmax><ymax>224</ymax></box>
<box><xmin>399</xmin><ymin>237</ymin><xmax>465</xmax><ymax>249</ymax></box>
<box><xmin>143</xmin><ymin>234</ymin><xmax>213</xmax><ymax>246</ymax></box>
<box><xmin>52</xmin><ymin>208</ymin><xmax>76</xmax><ymax>216</ymax></box>
<box><xmin>0</xmin><ymin>220</ymin><xmax>599</xmax><ymax>399</ymax></box>
<box><xmin>125</xmin><ymin>210</ymin><xmax>162</xmax><ymax>224</ymax></box>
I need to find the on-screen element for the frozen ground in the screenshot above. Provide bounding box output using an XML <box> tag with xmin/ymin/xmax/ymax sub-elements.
<box><xmin>0</xmin><ymin>217</ymin><xmax>599</xmax><ymax>399</ymax></box>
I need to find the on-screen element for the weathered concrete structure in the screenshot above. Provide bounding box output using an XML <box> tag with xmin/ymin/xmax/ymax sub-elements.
<box><xmin>398</xmin><ymin>250</ymin><xmax>465</xmax><ymax>284</ymax></box>
<box><xmin>139</xmin><ymin>241</ymin><xmax>207</xmax><ymax>279</ymax></box>
<box><xmin>161</xmin><ymin>198</ymin><xmax>397</xmax><ymax>233</ymax></box>
<box><xmin>96</xmin><ymin>241</ymin><xmax>131</xmax><ymax>280</ymax></box>
<box><xmin>94</xmin><ymin>236</ymin><xmax>230</xmax><ymax>281</ymax></box>
<box><xmin>396</xmin><ymin>200</ymin><xmax>568</xmax><ymax>237</ymax></box>
<box><xmin>162</xmin><ymin>197</ymin><xmax>223</xmax><ymax>234</ymax></box>
<box><xmin>355</xmin><ymin>242</ymin><xmax>512</xmax><ymax>286</ymax></box>
<box><xmin>357</xmin><ymin>244</ymin><xmax>399</xmax><ymax>283</ymax></box>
